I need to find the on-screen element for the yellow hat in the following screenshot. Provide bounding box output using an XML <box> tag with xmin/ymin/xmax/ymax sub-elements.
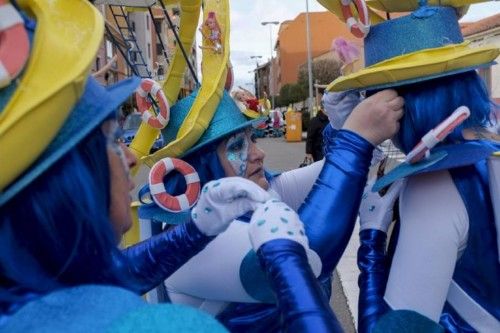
<box><xmin>0</xmin><ymin>0</ymin><xmax>139</xmax><ymax>205</ymax></box>
<box><xmin>0</xmin><ymin>0</ymin><xmax>105</xmax><ymax>194</ymax></box>
<box><xmin>327</xmin><ymin>2</ymin><xmax>499</xmax><ymax>92</ymax></box>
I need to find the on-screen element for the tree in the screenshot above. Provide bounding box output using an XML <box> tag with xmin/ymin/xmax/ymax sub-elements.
<box><xmin>278</xmin><ymin>83</ymin><xmax>306</xmax><ymax>107</ymax></box>
<box><xmin>298</xmin><ymin>58</ymin><xmax>342</xmax><ymax>89</ymax></box>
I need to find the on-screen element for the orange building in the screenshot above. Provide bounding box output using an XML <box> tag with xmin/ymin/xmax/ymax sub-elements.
<box><xmin>274</xmin><ymin>11</ymin><xmax>362</xmax><ymax>93</ymax></box>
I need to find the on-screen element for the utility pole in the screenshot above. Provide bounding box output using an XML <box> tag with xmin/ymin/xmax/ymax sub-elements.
<box><xmin>305</xmin><ymin>0</ymin><xmax>314</xmax><ymax>116</ymax></box>
<box><xmin>250</xmin><ymin>55</ymin><xmax>262</xmax><ymax>98</ymax></box>
<box><xmin>261</xmin><ymin>21</ymin><xmax>279</xmax><ymax>109</ymax></box>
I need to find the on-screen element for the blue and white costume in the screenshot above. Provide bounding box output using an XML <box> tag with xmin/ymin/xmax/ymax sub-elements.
<box><xmin>162</xmin><ymin>127</ymin><xmax>376</xmax><ymax>331</ymax></box>
<box><xmin>358</xmin><ymin>141</ymin><xmax>500</xmax><ymax>332</ymax></box>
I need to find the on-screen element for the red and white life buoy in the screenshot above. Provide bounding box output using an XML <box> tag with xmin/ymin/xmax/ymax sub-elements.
<box><xmin>0</xmin><ymin>0</ymin><xmax>30</xmax><ymax>88</ymax></box>
<box><xmin>149</xmin><ymin>157</ymin><xmax>201</xmax><ymax>212</ymax></box>
<box><xmin>340</xmin><ymin>0</ymin><xmax>370</xmax><ymax>38</ymax></box>
<box><xmin>135</xmin><ymin>78</ymin><xmax>170</xmax><ymax>129</ymax></box>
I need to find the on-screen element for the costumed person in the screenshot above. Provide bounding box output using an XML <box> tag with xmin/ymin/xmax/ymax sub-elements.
<box><xmin>271</xmin><ymin>109</ymin><xmax>284</xmax><ymax>137</ymax></box>
<box><xmin>0</xmin><ymin>2</ymin><xmax>267</xmax><ymax>332</ymax></box>
<box><xmin>199</xmin><ymin>11</ymin><xmax>223</xmax><ymax>54</ymax></box>
<box><xmin>137</xmin><ymin>59</ymin><xmax>404</xmax><ymax>331</ymax></box>
<box><xmin>325</xmin><ymin>1</ymin><xmax>500</xmax><ymax>331</ymax></box>
<box><xmin>231</xmin><ymin>87</ymin><xmax>260</xmax><ymax>119</ymax></box>
<box><xmin>259</xmin><ymin>91</ymin><xmax>271</xmax><ymax>117</ymax></box>
<box><xmin>305</xmin><ymin>105</ymin><xmax>329</xmax><ymax>162</ymax></box>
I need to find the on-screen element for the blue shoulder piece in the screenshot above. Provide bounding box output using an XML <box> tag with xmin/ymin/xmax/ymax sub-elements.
<box><xmin>373</xmin><ymin>140</ymin><xmax>500</xmax><ymax>192</ymax></box>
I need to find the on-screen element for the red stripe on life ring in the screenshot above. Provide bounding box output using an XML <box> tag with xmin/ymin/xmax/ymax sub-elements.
<box><xmin>340</xmin><ymin>0</ymin><xmax>370</xmax><ymax>38</ymax></box>
<box><xmin>135</xmin><ymin>78</ymin><xmax>170</xmax><ymax>129</ymax></box>
<box><xmin>0</xmin><ymin>1</ymin><xmax>30</xmax><ymax>88</ymax></box>
<box><xmin>149</xmin><ymin>158</ymin><xmax>201</xmax><ymax>213</ymax></box>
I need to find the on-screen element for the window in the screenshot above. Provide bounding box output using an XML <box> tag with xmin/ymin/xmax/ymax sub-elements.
<box><xmin>172</xmin><ymin>7</ymin><xmax>180</xmax><ymax>16</ymax></box>
<box><xmin>156</xmin><ymin>43</ymin><xmax>163</xmax><ymax>56</ymax></box>
<box><xmin>130</xmin><ymin>51</ymin><xmax>137</xmax><ymax>62</ymax></box>
<box><xmin>154</xmin><ymin>19</ymin><xmax>162</xmax><ymax>33</ymax></box>
<box><xmin>131</xmin><ymin>21</ymin><xmax>136</xmax><ymax>32</ymax></box>
<box><xmin>146</xmin><ymin>15</ymin><xmax>150</xmax><ymax>30</ymax></box>
<box><xmin>95</xmin><ymin>57</ymin><xmax>100</xmax><ymax>70</ymax></box>
<box><xmin>147</xmin><ymin>43</ymin><xmax>151</xmax><ymax>58</ymax></box>
<box><xmin>105</xmin><ymin>40</ymin><xmax>113</xmax><ymax>59</ymax></box>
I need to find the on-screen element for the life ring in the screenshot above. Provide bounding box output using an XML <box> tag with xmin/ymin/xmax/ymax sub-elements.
<box><xmin>0</xmin><ymin>1</ymin><xmax>30</xmax><ymax>88</ymax></box>
<box><xmin>340</xmin><ymin>0</ymin><xmax>370</xmax><ymax>38</ymax></box>
<box><xmin>135</xmin><ymin>78</ymin><xmax>170</xmax><ymax>129</ymax></box>
<box><xmin>149</xmin><ymin>157</ymin><xmax>201</xmax><ymax>212</ymax></box>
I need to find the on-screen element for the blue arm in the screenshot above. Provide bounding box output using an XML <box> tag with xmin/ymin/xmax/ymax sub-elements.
<box><xmin>257</xmin><ymin>239</ymin><xmax>343</xmax><ymax>333</ymax></box>
<box><xmin>300</xmin><ymin>126</ymin><xmax>374</xmax><ymax>277</ymax></box>
<box><xmin>357</xmin><ymin>229</ymin><xmax>391</xmax><ymax>333</ymax></box>
<box><xmin>120</xmin><ymin>221</ymin><xmax>213</xmax><ymax>295</ymax></box>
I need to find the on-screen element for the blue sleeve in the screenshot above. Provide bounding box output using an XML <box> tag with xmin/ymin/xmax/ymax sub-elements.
<box><xmin>357</xmin><ymin>229</ymin><xmax>391</xmax><ymax>333</ymax></box>
<box><xmin>299</xmin><ymin>126</ymin><xmax>374</xmax><ymax>278</ymax></box>
<box><xmin>120</xmin><ymin>221</ymin><xmax>214</xmax><ymax>295</ymax></box>
<box><xmin>257</xmin><ymin>239</ymin><xmax>343</xmax><ymax>333</ymax></box>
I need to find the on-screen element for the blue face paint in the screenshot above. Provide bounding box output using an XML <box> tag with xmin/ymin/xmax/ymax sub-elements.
<box><xmin>104</xmin><ymin>121</ymin><xmax>129</xmax><ymax>173</ymax></box>
<box><xmin>225</xmin><ymin>131</ymin><xmax>250</xmax><ymax>177</ymax></box>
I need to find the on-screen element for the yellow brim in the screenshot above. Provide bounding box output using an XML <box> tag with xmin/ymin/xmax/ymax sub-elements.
<box><xmin>327</xmin><ymin>42</ymin><xmax>499</xmax><ymax>92</ymax></box>
<box><xmin>243</xmin><ymin>109</ymin><xmax>261</xmax><ymax>119</ymax></box>
<box><xmin>0</xmin><ymin>0</ymin><xmax>103</xmax><ymax>192</ymax></box>
<box><xmin>366</xmin><ymin>0</ymin><xmax>489</xmax><ymax>13</ymax></box>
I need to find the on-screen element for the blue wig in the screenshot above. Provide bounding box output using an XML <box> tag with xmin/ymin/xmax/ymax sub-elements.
<box><xmin>394</xmin><ymin>71</ymin><xmax>494</xmax><ymax>154</ymax></box>
<box><xmin>0</xmin><ymin>128</ymin><xmax>132</xmax><ymax>314</ymax></box>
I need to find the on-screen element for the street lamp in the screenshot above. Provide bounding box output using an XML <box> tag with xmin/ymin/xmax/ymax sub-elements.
<box><xmin>305</xmin><ymin>0</ymin><xmax>314</xmax><ymax>115</ymax></box>
<box><xmin>250</xmin><ymin>55</ymin><xmax>262</xmax><ymax>98</ymax></box>
<box><xmin>261</xmin><ymin>20</ymin><xmax>279</xmax><ymax>110</ymax></box>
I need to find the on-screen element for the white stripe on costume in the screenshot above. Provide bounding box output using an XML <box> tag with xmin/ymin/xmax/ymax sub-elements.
<box><xmin>447</xmin><ymin>280</ymin><xmax>500</xmax><ymax>332</ymax></box>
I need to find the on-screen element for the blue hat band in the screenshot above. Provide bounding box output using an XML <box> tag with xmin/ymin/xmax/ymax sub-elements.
<box><xmin>365</xmin><ymin>6</ymin><xmax>463</xmax><ymax>67</ymax></box>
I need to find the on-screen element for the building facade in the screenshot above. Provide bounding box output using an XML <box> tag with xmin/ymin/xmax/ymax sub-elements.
<box><xmin>274</xmin><ymin>11</ymin><xmax>360</xmax><ymax>93</ymax></box>
<box><xmin>91</xmin><ymin>3</ymin><xmax>197</xmax><ymax>96</ymax></box>
<box><xmin>462</xmin><ymin>13</ymin><xmax>500</xmax><ymax>100</ymax></box>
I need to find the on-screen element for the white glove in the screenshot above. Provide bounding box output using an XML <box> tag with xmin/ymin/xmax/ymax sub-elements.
<box><xmin>249</xmin><ymin>199</ymin><xmax>322</xmax><ymax>277</ymax></box>
<box><xmin>322</xmin><ymin>91</ymin><xmax>362</xmax><ymax>130</ymax></box>
<box><xmin>191</xmin><ymin>177</ymin><xmax>271</xmax><ymax>236</ymax></box>
<box><xmin>359</xmin><ymin>178</ymin><xmax>406</xmax><ymax>233</ymax></box>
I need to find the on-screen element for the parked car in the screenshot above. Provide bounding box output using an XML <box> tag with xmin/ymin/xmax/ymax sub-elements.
<box><xmin>121</xmin><ymin>113</ymin><xmax>165</xmax><ymax>153</ymax></box>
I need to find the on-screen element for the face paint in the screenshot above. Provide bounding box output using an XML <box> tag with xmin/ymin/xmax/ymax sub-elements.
<box><xmin>104</xmin><ymin>121</ymin><xmax>130</xmax><ymax>173</ymax></box>
<box><xmin>225</xmin><ymin>131</ymin><xmax>250</xmax><ymax>177</ymax></box>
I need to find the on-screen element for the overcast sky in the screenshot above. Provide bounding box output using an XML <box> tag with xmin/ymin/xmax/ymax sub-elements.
<box><xmin>208</xmin><ymin>1</ymin><xmax>500</xmax><ymax>93</ymax></box>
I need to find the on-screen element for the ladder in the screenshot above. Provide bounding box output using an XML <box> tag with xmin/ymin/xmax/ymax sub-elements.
<box><xmin>108</xmin><ymin>5</ymin><xmax>151</xmax><ymax>78</ymax></box>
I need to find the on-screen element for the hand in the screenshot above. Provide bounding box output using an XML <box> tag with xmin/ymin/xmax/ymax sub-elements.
<box><xmin>192</xmin><ymin>177</ymin><xmax>271</xmax><ymax>236</ymax></box>
<box><xmin>359</xmin><ymin>178</ymin><xmax>406</xmax><ymax>233</ymax></box>
<box><xmin>249</xmin><ymin>199</ymin><xmax>322</xmax><ymax>276</ymax></box>
<box><xmin>343</xmin><ymin>89</ymin><xmax>404</xmax><ymax>145</ymax></box>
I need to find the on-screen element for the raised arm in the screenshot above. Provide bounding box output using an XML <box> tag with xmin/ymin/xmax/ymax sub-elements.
<box><xmin>120</xmin><ymin>178</ymin><xmax>270</xmax><ymax>294</ymax></box>
<box><xmin>300</xmin><ymin>89</ymin><xmax>404</xmax><ymax>277</ymax></box>
<box><xmin>249</xmin><ymin>199</ymin><xmax>342</xmax><ymax>333</ymax></box>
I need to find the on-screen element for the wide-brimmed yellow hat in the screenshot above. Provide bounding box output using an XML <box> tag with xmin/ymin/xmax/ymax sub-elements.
<box><xmin>0</xmin><ymin>0</ymin><xmax>140</xmax><ymax>205</ymax></box>
<box><xmin>327</xmin><ymin>2</ymin><xmax>499</xmax><ymax>92</ymax></box>
<box><xmin>0</xmin><ymin>0</ymin><xmax>104</xmax><ymax>195</ymax></box>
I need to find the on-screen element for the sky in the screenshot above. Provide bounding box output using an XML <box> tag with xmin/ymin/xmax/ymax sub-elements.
<box><xmin>214</xmin><ymin>1</ymin><xmax>500</xmax><ymax>94</ymax></box>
